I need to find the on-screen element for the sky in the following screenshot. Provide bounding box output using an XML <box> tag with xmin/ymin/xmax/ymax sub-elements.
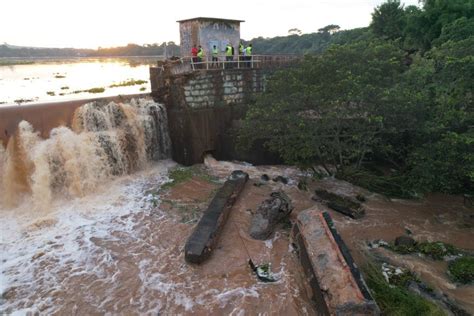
<box><xmin>1</xmin><ymin>0</ymin><xmax>420</xmax><ymax>49</ymax></box>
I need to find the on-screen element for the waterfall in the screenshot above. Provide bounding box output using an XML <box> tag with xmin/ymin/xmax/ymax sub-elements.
<box><xmin>0</xmin><ymin>98</ymin><xmax>171</xmax><ymax>210</ymax></box>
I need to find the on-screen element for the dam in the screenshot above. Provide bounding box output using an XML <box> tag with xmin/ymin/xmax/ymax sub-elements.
<box><xmin>0</xmin><ymin>16</ymin><xmax>386</xmax><ymax>315</ymax></box>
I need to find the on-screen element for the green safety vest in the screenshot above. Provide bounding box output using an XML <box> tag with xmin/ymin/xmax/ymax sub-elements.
<box><xmin>212</xmin><ymin>47</ymin><xmax>218</xmax><ymax>56</ymax></box>
<box><xmin>246</xmin><ymin>46</ymin><xmax>252</xmax><ymax>56</ymax></box>
<box><xmin>226</xmin><ymin>46</ymin><xmax>232</xmax><ymax>56</ymax></box>
<box><xmin>197</xmin><ymin>49</ymin><xmax>204</xmax><ymax>58</ymax></box>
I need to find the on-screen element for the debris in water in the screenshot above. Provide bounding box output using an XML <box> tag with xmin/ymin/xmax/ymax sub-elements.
<box><xmin>249</xmin><ymin>191</ymin><xmax>293</xmax><ymax>240</ymax></box>
<box><xmin>248</xmin><ymin>260</ymin><xmax>278</xmax><ymax>283</ymax></box>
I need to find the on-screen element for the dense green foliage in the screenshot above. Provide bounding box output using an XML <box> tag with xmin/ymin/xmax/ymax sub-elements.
<box><xmin>239</xmin><ymin>0</ymin><xmax>473</xmax><ymax>195</ymax></box>
<box><xmin>249</xmin><ymin>27</ymin><xmax>371</xmax><ymax>55</ymax></box>
<box><xmin>363</xmin><ymin>264</ymin><xmax>445</xmax><ymax>316</ymax></box>
<box><xmin>448</xmin><ymin>256</ymin><xmax>474</xmax><ymax>284</ymax></box>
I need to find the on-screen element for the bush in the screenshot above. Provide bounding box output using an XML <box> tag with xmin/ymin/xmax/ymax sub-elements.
<box><xmin>448</xmin><ymin>256</ymin><xmax>474</xmax><ymax>284</ymax></box>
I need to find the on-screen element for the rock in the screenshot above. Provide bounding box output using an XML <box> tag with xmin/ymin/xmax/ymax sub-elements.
<box><xmin>297</xmin><ymin>179</ymin><xmax>308</xmax><ymax>191</ymax></box>
<box><xmin>272</xmin><ymin>175</ymin><xmax>288</xmax><ymax>184</ymax></box>
<box><xmin>314</xmin><ymin>189</ymin><xmax>365</xmax><ymax>219</ymax></box>
<box><xmin>249</xmin><ymin>191</ymin><xmax>293</xmax><ymax>240</ymax></box>
<box><xmin>394</xmin><ymin>236</ymin><xmax>416</xmax><ymax>247</ymax></box>
<box><xmin>260</xmin><ymin>174</ymin><xmax>270</xmax><ymax>182</ymax></box>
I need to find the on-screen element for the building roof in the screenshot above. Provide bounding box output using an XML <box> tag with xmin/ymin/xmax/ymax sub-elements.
<box><xmin>177</xmin><ymin>17</ymin><xmax>245</xmax><ymax>23</ymax></box>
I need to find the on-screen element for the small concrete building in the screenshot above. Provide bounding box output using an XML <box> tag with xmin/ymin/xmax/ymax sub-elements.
<box><xmin>177</xmin><ymin>17</ymin><xmax>244</xmax><ymax>58</ymax></box>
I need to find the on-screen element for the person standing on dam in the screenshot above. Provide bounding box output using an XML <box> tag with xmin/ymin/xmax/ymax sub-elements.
<box><xmin>197</xmin><ymin>46</ymin><xmax>204</xmax><ymax>69</ymax></box>
<box><xmin>246</xmin><ymin>43</ymin><xmax>253</xmax><ymax>67</ymax></box>
<box><xmin>225</xmin><ymin>43</ymin><xmax>233</xmax><ymax>68</ymax></box>
<box><xmin>239</xmin><ymin>41</ymin><xmax>245</xmax><ymax>64</ymax></box>
<box><xmin>191</xmin><ymin>44</ymin><xmax>198</xmax><ymax>64</ymax></box>
<box><xmin>212</xmin><ymin>45</ymin><xmax>219</xmax><ymax>68</ymax></box>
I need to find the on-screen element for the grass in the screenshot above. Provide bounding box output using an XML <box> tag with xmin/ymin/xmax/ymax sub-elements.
<box><xmin>388</xmin><ymin>241</ymin><xmax>460</xmax><ymax>260</ymax></box>
<box><xmin>363</xmin><ymin>264</ymin><xmax>445</xmax><ymax>316</ymax></box>
<box><xmin>139</xmin><ymin>86</ymin><xmax>146</xmax><ymax>91</ymax></box>
<box><xmin>109</xmin><ymin>79</ymin><xmax>147</xmax><ymax>88</ymax></box>
<box><xmin>72</xmin><ymin>87</ymin><xmax>105</xmax><ymax>94</ymax></box>
<box><xmin>61</xmin><ymin>86</ymin><xmax>69</xmax><ymax>90</ymax></box>
<box><xmin>46</xmin><ymin>91</ymin><xmax>55</xmax><ymax>96</ymax></box>
<box><xmin>161</xmin><ymin>165</ymin><xmax>219</xmax><ymax>191</ymax></box>
<box><xmin>448</xmin><ymin>256</ymin><xmax>474</xmax><ymax>284</ymax></box>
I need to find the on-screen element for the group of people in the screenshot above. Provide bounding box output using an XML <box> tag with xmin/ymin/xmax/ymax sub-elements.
<box><xmin>191</xmin><ymin>41</ymin><xmax>253</xmax><ymax>68</ymax></box>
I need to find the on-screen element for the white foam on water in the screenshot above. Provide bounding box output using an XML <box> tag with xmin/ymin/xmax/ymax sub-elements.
<box><xmin>0</xmin><ymin>160</ymin><xmax>176</xmax><ymax>314</ymax></box>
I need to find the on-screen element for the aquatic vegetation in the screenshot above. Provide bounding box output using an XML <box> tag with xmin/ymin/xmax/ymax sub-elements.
<box><xmin>60</xmin><ymin>86</ymin><xmax>69</xmax><ymax>90</ymax></box>
<box><xmin>388</xmin><ymin>241</ymin><xmax>461</xmax><ymax>260</ymax></box>
<box><xmin>448</xmin><ymin>256</ymin><xmax>474</xmax><ymax>284</ymax></box>
<box><xmin>140</xmin><ymin>86</ymin><xmax>146</xmax><ymax>91</ymax></box>
<box><xmin>72</xmin><ymin>87</ymin><xmax>105</xmax><ymax>94</ymax></box>
<box><xmin>363</xmin><ymin>264</ymin><xmax>445</xmax><ymax>316</ymax></box>
<box><xmin>86</xmin><ymin>87</ymin><xmax>105</xmax><ymax>94</ymax></box>
<box><xmin>14</xmin><ymin>98</ymin><xmax>35</xmax><ymax>105</ymax></box>
<box><xmin>23</xmin><ymin>78</ymin><xmax>30</xmax><ymax>80</ymax></box>
<box><xmin>54</xmin><ymin>75</ymin><xmax>66</xmax><ymax>79</ymax></box>
<box><xmin>109</xmin><ymin>79</ymin><xmax>147</xmax><ymax>88</ymax></box>
<box><xmin>0</xmin><ymin>101</ymin><xmax>6</xmax><ymax>105</ymax></box>
<box><xmin>46</xmin><ymin>91</ymin><xmax>55</xmax><ymax>96</ymax></box>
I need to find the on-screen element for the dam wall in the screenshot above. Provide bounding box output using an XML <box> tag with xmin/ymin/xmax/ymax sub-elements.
<box><xmin>150</xmin><ymin>60</ymin><xmax>296</xmax><ymax>165</ymax></box>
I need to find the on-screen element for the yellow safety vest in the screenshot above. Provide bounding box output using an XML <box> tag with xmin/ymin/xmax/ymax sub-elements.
<box><xmin>226</xmin><ymin>46</ymin><xmax>232</xmax><ymax>56</ymax></box>
<box><xmin>246</xmin><ymin>46</ymin><xmax>252</xmax><ymax>56</ymax></box>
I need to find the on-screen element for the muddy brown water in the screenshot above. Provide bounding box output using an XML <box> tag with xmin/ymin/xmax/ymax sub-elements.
<box><xmin>2</xmin><ymin>158</ymin><xmax>473</xmax><ymax>314</ymax></box>
<box><xmin>1</xmin><ymin>164</ymin><xmax>317</xmax><ymax>314</ymax></box>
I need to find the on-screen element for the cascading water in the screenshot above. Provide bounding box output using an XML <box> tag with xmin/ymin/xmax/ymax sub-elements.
<box><xmin>0</xmin><ymin>98</ymin><xmax>171</xmax><ymax>210</ymax></box>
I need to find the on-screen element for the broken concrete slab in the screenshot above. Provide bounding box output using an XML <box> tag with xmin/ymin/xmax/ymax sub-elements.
<box><xmin>292</xmin><ymin>208</ymin><xmax>380</xmax><ymax>315</ymax></box>
<box><xmin>249</xmin><ymin>191</ymin><xmax>293</xmax><ymax>240</ymax></box>
<box><xmin>185</xmin><ymin>170</ymin><xmax>248</xmax><ymax>264</ymax></box>
<box><xmin>313</xmin><ymin>189</ymin><xmax>365</xmax><ymax>219</ymax></box>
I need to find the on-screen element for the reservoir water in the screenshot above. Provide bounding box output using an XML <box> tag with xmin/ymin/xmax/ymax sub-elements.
<box><xmin>0</xmin><ymin>58</ymin><xmax>159</xmax><ymax>106</ymax></box>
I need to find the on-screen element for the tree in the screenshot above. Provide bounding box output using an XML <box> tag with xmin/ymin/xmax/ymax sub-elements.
<box><xmin>318</xmin><ymin>24</ymin><xmax>340</xmax><ymax>34</ymax></box>
<box><xmin>371</xmin><ymin>0</ymin><xmax>407</xmax><ymax>40</ymax></box>
<box><xmin>239</xmin><ymin>40</ymin><xmax>406</xmax><ymax>175</ymax></box>
<box><xmin>288</xmin><ymin>28</ymin><xmax>302</xmax><ymax>36</ymax></box>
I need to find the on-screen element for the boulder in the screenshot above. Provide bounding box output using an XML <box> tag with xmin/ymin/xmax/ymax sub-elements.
<box><xmin>394</xmin><ymin>236</ymin><xmax>416</xmax><ymax>247</ymax></box>
<box><xmin>314</xmin><ymin>189</ymin><xmax>365</xmax><ymax>219</ymax></box>
<box><xmin>249</xmin><ymin>191</ymin><xmax>293</xmax><ymax>240</ymax></box>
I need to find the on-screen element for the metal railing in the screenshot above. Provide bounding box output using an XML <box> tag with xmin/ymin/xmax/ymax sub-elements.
<box><xmin>159</xmin><ymin>54</ymin><xmax>302</xmax><ymax>75</ymax></box>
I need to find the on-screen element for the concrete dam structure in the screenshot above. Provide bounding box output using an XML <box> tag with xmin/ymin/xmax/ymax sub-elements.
<box><xmin>149</xmin><ymin>55</ymin><xmax>300</xmax><ymax>165</ymax></box>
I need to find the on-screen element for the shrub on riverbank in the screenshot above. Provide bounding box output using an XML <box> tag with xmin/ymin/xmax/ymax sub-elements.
<box><xmin>448</xmin><ymin>256</ymin><xmax>474</xmax><ymax>284</ymax></box>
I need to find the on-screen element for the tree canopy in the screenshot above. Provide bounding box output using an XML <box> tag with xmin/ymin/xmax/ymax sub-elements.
<box><xmin>239</xmin><ymin>0</ymin><xmax>473</xmax><ymax>196</ymax></box>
